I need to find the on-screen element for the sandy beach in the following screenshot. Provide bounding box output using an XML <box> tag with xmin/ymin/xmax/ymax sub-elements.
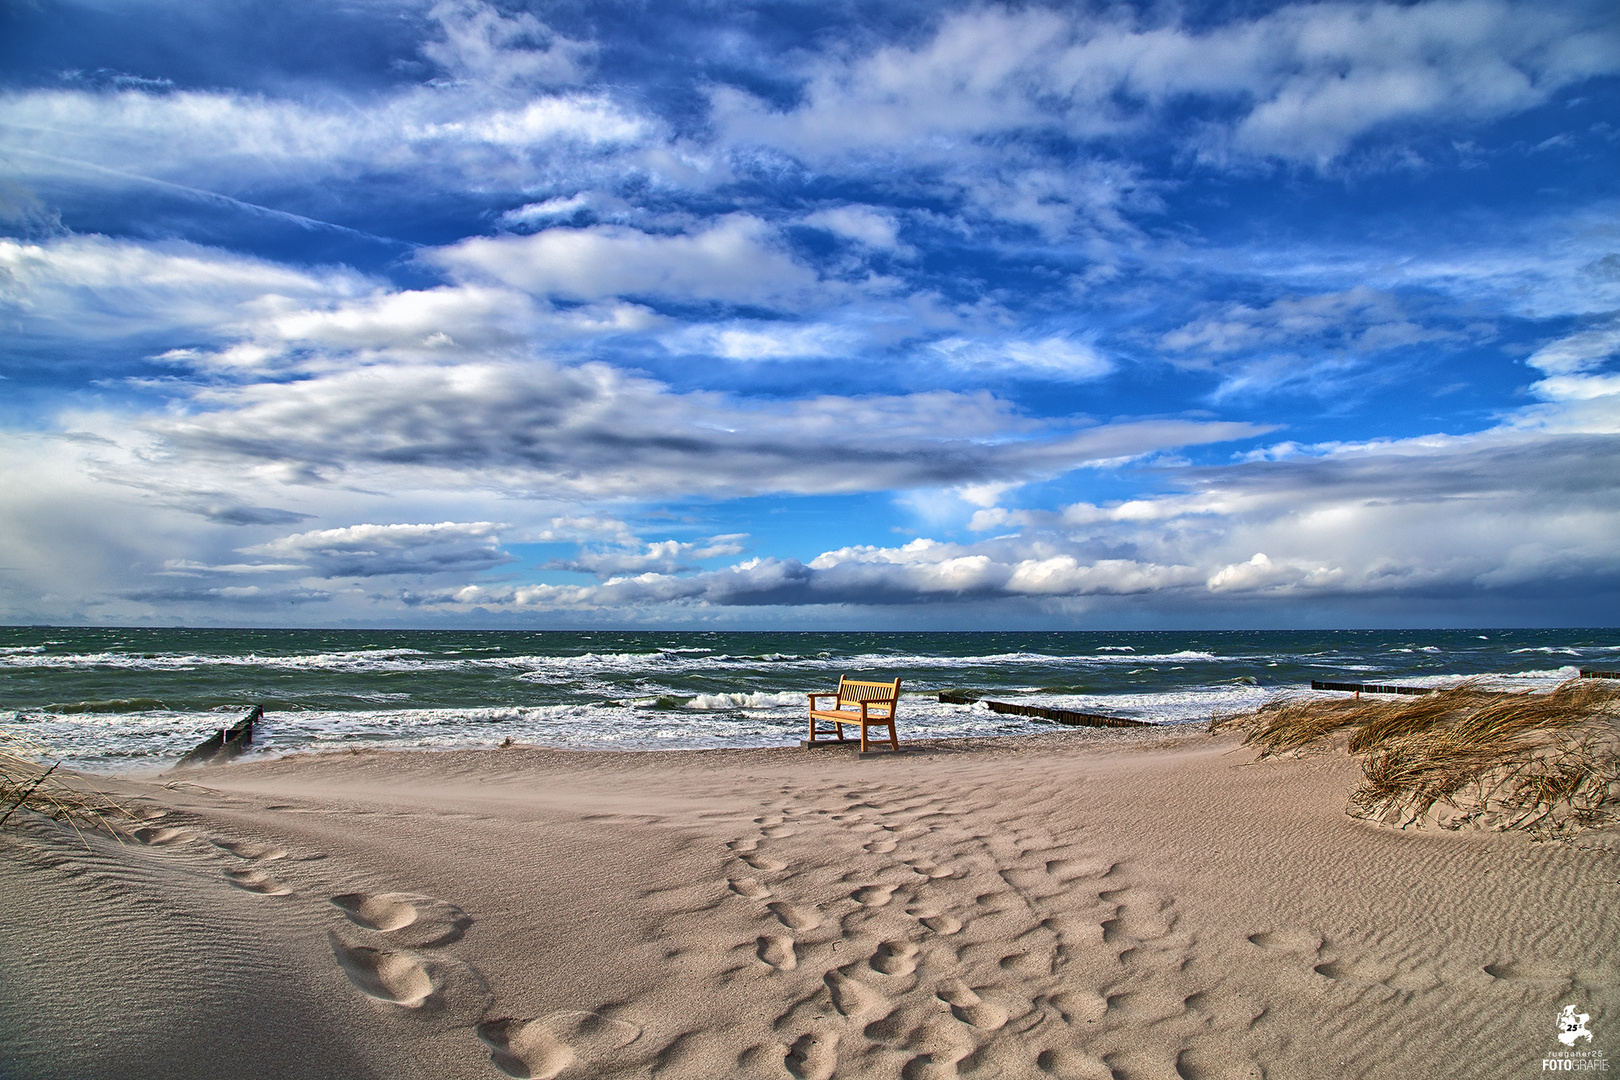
<box><xmin>3</xmin><ymin>728</ymin><xmax>1616</xmax><ymax>1080</ymax></box>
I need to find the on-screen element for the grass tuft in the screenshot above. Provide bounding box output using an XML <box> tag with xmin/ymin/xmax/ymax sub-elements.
<box><xmin>1</xmin><ymin>728</ymin><xmax>133</xmax><ymax>840</ymax></box>
<box><xmin>1213</xmin><ymin>678</ymin><xmax>1620</xmax><ymax>838</ymax></box>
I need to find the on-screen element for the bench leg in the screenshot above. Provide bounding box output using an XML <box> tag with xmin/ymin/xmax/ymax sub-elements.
<box><xmin>858</xmin><ymin>718</ymin><xmax>898</xmax><ymax>753</ymax></box>
<box><xmin>807</xmin><ymin>716</ymin><xmax>849</xmax><ymax>745</ymax></box>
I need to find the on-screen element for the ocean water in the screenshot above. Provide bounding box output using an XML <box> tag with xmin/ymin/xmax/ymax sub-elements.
<box><xmin>1</xmin><ymin>627</ymin><xmax>1615</xmax><ymax>771</ymax></box>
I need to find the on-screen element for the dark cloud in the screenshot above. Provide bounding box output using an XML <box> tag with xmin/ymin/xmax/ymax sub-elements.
<box><xmin>201</xmin><ymin>504</ymin><xmax>314</xmax><ymax>526</ymax></box>
<box><xmin>154</xmin><ymin>360</ymin><xmax>1265</xmax><ymax>498</ymax></box>
<box><xmin>245</xmin><ymin>522</ymin><xmax>517</xmax><ymax>578</ymax></box>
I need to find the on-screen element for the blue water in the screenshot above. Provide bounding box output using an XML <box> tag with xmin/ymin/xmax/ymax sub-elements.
<box><xmin>1</xmin><ymin>627</ymin><xmax>1615</xmax><ymax>770</ymax></box>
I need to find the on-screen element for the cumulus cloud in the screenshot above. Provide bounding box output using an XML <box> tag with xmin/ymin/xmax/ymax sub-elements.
<box><xmin>387</xmin><ymin>417</ymin><xmax>1620</xmax><ymax>616</ymax></box>
<box><xmin>244</xmin><ymin>521</ymin><xmax>515</xmax><ymax>578</ymax></box>
<box><xmin>545</xmin><ymin>535</ymin><xmax>749</xmax><ymax>578</ymax></box>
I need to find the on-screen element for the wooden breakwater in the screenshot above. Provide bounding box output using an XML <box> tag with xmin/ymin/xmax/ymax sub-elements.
<box><xmin>1311</xmin><ymin>680</ymin><xmax>1436</xmax><ymax>696</ymax></box>
<box><xmin>1581</xmin><ymin>669</ymin><xmax>1620</xmax><ymax>680</ymax></box>
<box><xmin>937</xmin><ymin>691</ymin><xmax>1150</xmax><ymax>729</ymax></box>
<box><xmin>175</xmin><ymin>705</ymin><xmax>262</xmax><ymax>767</ymax></box>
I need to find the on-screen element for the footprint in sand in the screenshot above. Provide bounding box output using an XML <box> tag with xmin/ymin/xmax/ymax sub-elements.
<box><xmin>329</xmin><ymin>933</ymin><xmax>434</xmax><ymax>1007</ymax></box>
<box><xmin>1045</xmin><ymin>989</ymin><xmax>1108</xmax><ymax>1025</ymax></box>
<box><xmin>479</xmin><ymin>1013</ymin><xmax>639</xmax><ymax>1080</ymax></box>
<box><xmin>757</xmin><ymin>935</ymin><xmax>798</xmax><ymax>971</ymax></box>
<box><xmin>825</xmin><ymin>970</ymin><xmax>887</xmax><ymax>1018</ymax></box>
<box><xmin>1099</xmin><ymin>889</ymin><xmax>1176</xmax><ymax>943</ymax></box>
<box><xmin>906</xmin><ymin>860</ymin><xmax>954</xmax><ymax>879</ymax></box>
<box><xmin>545</xmin><ymin>1010</ymin><xmax>641</xmax><ymax>1056</ymax></box>
<box><xmin>906</xmin><ymin>906</ymin><xmax>963</xmax><ymax>935</ymax></box>
<box><xmin>1247</xmin><ymin>929</ymin><xmax>1322</xmax><ymax>955</ymax></box>
<box><xmin>936</xmin><ymin>979</ymin><xmax>1008</xmax><ymax>1030</ymax></box>
<box><xmin>870</xmin><ymin>940</ymin><xmax>920</xmax><ymax>976</ymax></box>
<box><xmin>132</xmin><ymin>826</ymin><xmax>191</xmax><ymax>846</ymax></box>
<box><xmin>330</xmin><ymin>891</ymin><xmax>472</xmax><ymax>947</ymax></box>
<box><xmin>726</xmin><ymin>838</ymin><xmax>760</xmax><ymax>853</ymax></box>
<box><xmin>768</xmin><ymin>902</ymin><xmax>821</xmax><ymax>931</ymax></box>
<box><xmin>1035</xmin><ymin>1046</ymin><xmax>1112</xmax><ymax>1079</ymax></box>
<box><xmin>742</xmin><ymin>853</ymin><xmax>788</xmax><ymax>872</ymax></box>
<box><xmin>852</xmin><ymin>883</ymin><xmax>898</xmax><ymax>906</ymax></box>
<box><xmin>864</xmin><ymin>837</ymin><xmax>899</xmax><ymax>854</ymax></box>
<box><xmin>223</xmin><ymin>867</ymin><xmax>291</xmax><ymax>895</ymax></box>
<box><xmin>332</xmin><ymin>892</ymin><xmax>419</xmax><ymax>931</ymax></box>
<box><xmin>211</xmin><ymin>838</ymin><xmax>288</xmax><ymax>861</ymax></box>
<box><xmin>784</xmin><ymin>1032</ymin><xmax>838</xmax><ymax>1080</ymax></box>
<box><xmin>478</xmin><ymin>1019</ymin><xmax>575</xmax><ymax>1080</ymax></box>
<box><xmin>729</xmin><ymin>877</ymin><xmax>772</xmax><ymax>899</ymax></box>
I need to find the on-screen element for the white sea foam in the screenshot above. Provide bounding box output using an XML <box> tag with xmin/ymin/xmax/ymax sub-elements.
<box><xmin>685</xmin><ymin>691</ymin><xmax>806</xmax><ymax>710</ymax></box>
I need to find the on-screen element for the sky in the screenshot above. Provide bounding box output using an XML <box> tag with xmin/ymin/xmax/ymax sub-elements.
<box><xmin>0</xmin><ymin>0</ymin><xmax>1617</xmax><ymax>630</ymax></box>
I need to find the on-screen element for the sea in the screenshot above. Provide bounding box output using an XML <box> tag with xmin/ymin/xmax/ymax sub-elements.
<box><xmin>1</xmin><ymin>627</ymin><xmax>1615</xmax><ymax>772</ymax></box>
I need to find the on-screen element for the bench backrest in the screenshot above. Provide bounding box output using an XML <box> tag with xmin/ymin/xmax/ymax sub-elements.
<box><xmin>837</xmin><ymin>675</ymin><xmax>901</xmax><ymax>706</ymax></box>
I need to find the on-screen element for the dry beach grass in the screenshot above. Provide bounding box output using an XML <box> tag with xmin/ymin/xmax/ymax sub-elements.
<box><xmin>0</xmin><ymin>727</ymin><xmax>131</xmax><ymax>839</ymax></box>
<box><xmin>1212</xmin><ymin>677</ymin><xmax>1620</xmax><ymax>837</ymax></box>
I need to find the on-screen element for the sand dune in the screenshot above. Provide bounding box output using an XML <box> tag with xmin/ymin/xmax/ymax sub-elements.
<box><xmin>2</xmin><ymin>729</ymin><xmax>1616</xmax><ymax>1079</ymax></box>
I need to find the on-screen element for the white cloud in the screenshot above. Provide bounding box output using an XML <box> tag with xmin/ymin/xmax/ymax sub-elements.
<box><xmin>931</xmin><ymin>335</ymin><xmax>1114</xmax><ymax>380</ymax></box>
<box><xmin>429</xmin><ymin>215</ymin><xmax>825</xmax><ymax>307</ymax></box>
<box><xmin>714</xmin><ymin>1</ymin><xmax>1620</xmax><ymax>171</ymax></box>
<box><xmin>802</xmin><ymin>206</ymin><xmax>907</xmax><ymax>251</ymax></box>
<box><xmin>0</xmin><ymin>235</ymin><xmax>370</xmax><ymax>341</ymax></box>
<box><xmin>1527</xmin><ymin>319</ymin><xmax>1620</xmax><ymax>375</ymax></box>
<box><xmin>546</xmin><ymin>535</ymin><xmax>749</xmax><ymax>578</ymax></box>
<box><xmin>421</xmin><ymin>0</ymin><xmax>596</xmax><ymax>89</ymax></box>
<box><xmin>668</xmin><ymin>321</ymin><xmax>859</xmax><ymax>361</ymax></box>
<box><xmin>0</xmin><ymin>0</ymin><xmax>649</xmax><ymax>201</ymax></box>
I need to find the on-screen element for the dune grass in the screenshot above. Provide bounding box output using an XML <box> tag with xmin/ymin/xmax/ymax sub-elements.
<box><xmin>0</xmin><ymin>728</ymin><xmax>132</xmax><ymax>840</ymax></box>
<box><xmin>1212</xmin><ymin>678</ymin><xmax>1620</xmax><ymax>837</ymax></box>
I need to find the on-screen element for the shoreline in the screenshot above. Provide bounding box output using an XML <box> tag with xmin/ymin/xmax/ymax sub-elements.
<box><xmin>4</xmin><ymin>726</ymin><xmax>1616</xmax><ymax>1078</ymax></box>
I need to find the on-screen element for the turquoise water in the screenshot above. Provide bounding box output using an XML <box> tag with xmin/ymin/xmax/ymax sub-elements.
<box><xmin>1</xmin><ymin>627</ymin><xmax>1615</xmax><ymax>770</ymax></box>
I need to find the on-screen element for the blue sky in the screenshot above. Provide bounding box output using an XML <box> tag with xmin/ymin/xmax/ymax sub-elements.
<box><xmin>1</xmin><ymin>0</ymin><xmax>1617</xmax><ymax>628</ymax></box>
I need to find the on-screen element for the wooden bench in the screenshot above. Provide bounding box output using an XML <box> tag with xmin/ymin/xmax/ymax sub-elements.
<box><xmin>806</xmin><ymin>676</ymin><xmax>901</xmax><ymax>752</ymax></box>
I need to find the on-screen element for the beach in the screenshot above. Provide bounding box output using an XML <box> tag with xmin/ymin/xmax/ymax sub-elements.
<box><xmin>3</xmin><ymin>727</ymin><xmax>1616</xmax><ymax>1079</ymax></box>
